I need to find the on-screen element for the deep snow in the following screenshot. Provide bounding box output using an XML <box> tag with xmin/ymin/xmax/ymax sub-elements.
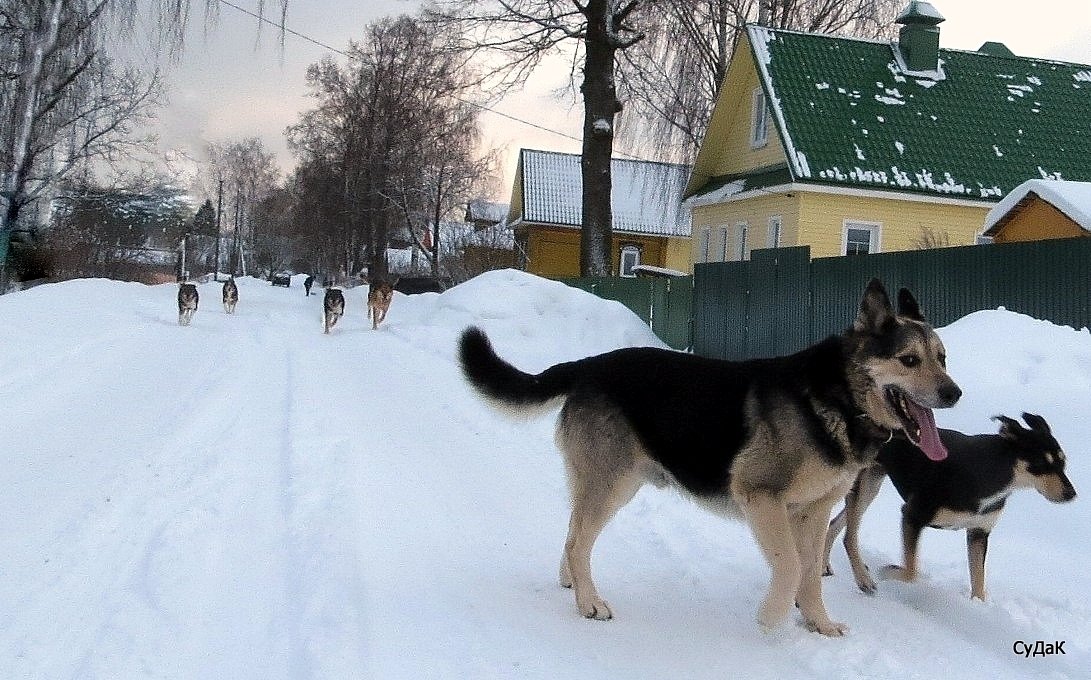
<box><xmin>1</xmin><ymin>270</ymin><xmax>1088</xmax><ymax>679</ymax></box>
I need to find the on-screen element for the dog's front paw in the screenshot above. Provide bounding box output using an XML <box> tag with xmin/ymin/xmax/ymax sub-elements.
<box><xmin>576</xmin><ymin>595</ymin><xmax>613</xmax><ymax>621</ymax></box>
<box><xmin>806</xmin><ymin>618</ymin><xmax>849</xmax><ymax>637</ymax></box>
<box><xmin>757</xmin><ymin>597</ymin><xmax>793</xmax><ymax>631</ymax></box>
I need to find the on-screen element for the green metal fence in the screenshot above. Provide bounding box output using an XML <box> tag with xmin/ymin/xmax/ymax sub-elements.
<box><xmin>694</xmin><ymin>238</ymin><xmax>1091</xmax><ymax>361</ymax></box>
<box><xmin>561</xmin><ymin>276</ymin><xmax>693</xmax><ymax>350</ymax></box>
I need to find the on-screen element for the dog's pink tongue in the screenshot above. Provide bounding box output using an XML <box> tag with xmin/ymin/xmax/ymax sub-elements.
<box><xmin>907</xmin><ymin>401</ymin><xmax>947</xmax><ymax>461</ymax></box>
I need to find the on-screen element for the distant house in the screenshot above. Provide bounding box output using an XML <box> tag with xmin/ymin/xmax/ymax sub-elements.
<box><xmin>465</xmin><ymin>199</ymin><xmax>509</xmax><ymax>231</ymax></box>
<box><xmin>982</xmin><ymin>179</ymin><xmax>1091</xmax><ymax>242</ymax></box>
<box><xmin>685</xmin><ymin>1</ymin><xmax>1091</xmax><ymax>265</ymax></box>
<box><xmin>506</xmin><ymin>148</ymin><xmax>692</xmax><ymax>277</ymax></box>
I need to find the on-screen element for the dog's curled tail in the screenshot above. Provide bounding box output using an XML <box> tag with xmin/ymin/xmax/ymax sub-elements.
<box><xmin>459</xmin><ymin>327</ymin><xmax>574</xmax><ymax>415</ymax></box>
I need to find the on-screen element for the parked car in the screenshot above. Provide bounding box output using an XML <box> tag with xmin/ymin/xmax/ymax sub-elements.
<box><xmin>271</xmin><ymin>272</ymin><xmax>292</xmax><ymax>287</ymax></box>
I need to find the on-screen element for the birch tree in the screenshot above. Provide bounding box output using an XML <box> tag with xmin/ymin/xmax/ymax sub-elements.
<box><xmin>0</xmin><ymin>0</ymin><xmax>166</xmax><ymax>286</ymax></box>
<box><xmin>0</xmin><ymin>0</ymin><xmax>287</xmax><ymax>287</ymax></box>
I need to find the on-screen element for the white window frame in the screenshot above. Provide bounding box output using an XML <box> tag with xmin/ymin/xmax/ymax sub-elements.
<box><xmin>750</xmin><ymin>87</ymin><xmax>769</xmax><ymax>148</ymax></box>
<box><xmin>735</xmin><ymin>221</ymin><xmax>749</xmax><ymax>261</ymax></box>
<box><xmin>700</xmin><ymin>226</ymin><xmax>711</xmax><ymax>263</ymax></box>
<box><xmin>719</xmin><ymin>226</ymin><xmax>730</xmax><ymax>262</ymax></box>
<box><xmin>842</xmin><ymin>220</ymin><xmax>882</xmax><ymax>255</ymax></box>
<box><xmin>767</xmin><ymin>215</ymin><xmax>783</xmax><ymax>248</ymax></box>
<box><xmin>619</xmin><ymin>244</ymin><xmax>640</xmax><ymax>277</ymax></box>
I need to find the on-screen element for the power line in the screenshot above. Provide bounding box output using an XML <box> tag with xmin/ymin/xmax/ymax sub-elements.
<box><xmin>213</xmin><ymin>0</ymin><xmax>651</xmax><ymax>161</ymax></box>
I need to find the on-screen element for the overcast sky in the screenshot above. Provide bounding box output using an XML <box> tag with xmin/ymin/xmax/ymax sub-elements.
<box><xmin>142</xmin><ymin>0</ymin><xmax>1091</xmax><ymax>202</ymax></box>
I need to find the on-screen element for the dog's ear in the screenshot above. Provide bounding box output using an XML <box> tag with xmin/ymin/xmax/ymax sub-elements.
<box><xmin>854</xmin><ymin>278</ymin><xmax>896</xmax><ymax>333</ymax></box>
<box><xmin>897</xmin><ymin>288</ymin><xmax>926</xmax><ymax>322</ymax></box>
<box><xmin>1022</xmin><ymin>412</ymin><xmax>1052</xmax><ymax>435</ymax></box>
<box><xmin>993</xmin><ymin>415</ymin><xmax>1026</xmax><ymax>441</ymax></box>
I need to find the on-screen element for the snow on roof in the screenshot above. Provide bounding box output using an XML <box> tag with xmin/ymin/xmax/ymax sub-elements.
<box><xmin>466</xmin><ymin>200</ymin><xmax>509</xmax><ymax>224</ymax></box>
<box><xmin>631</xmin><ymin>264</ymin><xmax>688</xmax><ymax>277</ymax></box>
<box><xmin>516</xmin><ymin>149</ymin><xmax>691</xmax><ymax>237</ymax></box>
<box><xmin>982</xmin><ymin>179</ymin><xmax>1091</xmax><ymax>235</ymax></box>
<box><xmin>733</xmin><ymin>25</ymin><xmax>1091</xmax><ymax>203</ymax></box>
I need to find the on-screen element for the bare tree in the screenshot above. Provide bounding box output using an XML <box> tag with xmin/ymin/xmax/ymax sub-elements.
<box><xmin>0</xmin><ymin>0</ymin><xmax>292</xmax><ymax>288</ymax></box>
<box><xmin>386</xmin><ymin>99</ymin><xmax>499</xmax><ymax>282</ymax></box>
<box><xmin>206</xmin><ymin>138</ymin><xmax>279</xmax><ymax>276</ymax></box>
<box><xmin>620</xmin><ymin>0</ymin><xmax>901</xmax><ymax>163</ymax></box>
<box><xmin>429</xmin><ymin>0</ymin><xmax>648</xmax><ymax>277</ymax></box>
<box><xmin>912</xmin><ymin>225</ymin><xmax>951</xmax><ymax>250</ymax></box>
<box><xmin>0</xmin><ymin>1</ymin><xmax>165</xmax><ymax>286</ymax></box>
<box><xmin>250</xmin><ymin>186</ymin><xmax>296</xmax><ymax>277</ymax></box>
<box><xmin>288</xmin><ymin>14</ymin><xmax>494</xmax><ymax>283</ymax></box>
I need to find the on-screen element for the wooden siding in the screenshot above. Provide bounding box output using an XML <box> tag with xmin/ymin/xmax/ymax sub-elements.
<box><xmin>992</xmin><ymin>199</ymin><xmax>1088</xmax><ymax>242</ymax></box>
<box><xmin>690</xmin><ymin>193</ymin><xmax>802</xmax><ymax>264</ymax></box>
<box><xmin>523</xmin><ymin>226</ymin><xmax>687</xmax><ymax>278</ymax></box>
<box><xmin>688</xmin><ymin>34</ymin><xmax>789</xmax><ymax>195</ymax></box>
<box><xmin>691</xmin><ymin>190</ymin><xmax>988</xmax><ymax>261</ymax></box>
<box><xmin>796</xmin><ymin>192</ymin><xmax>988</xmax><ymax>256</ymax></box>
<box><xmin>662</xmin><ymin>236</ymin><xmax>693</xmax><ymax>273</ymax></box>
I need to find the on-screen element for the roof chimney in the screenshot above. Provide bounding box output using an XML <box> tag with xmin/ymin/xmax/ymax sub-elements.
<box><xmin>896</xmin><ymin>1</ymin><xmax>945</xmax><ymax>72</ymax></box>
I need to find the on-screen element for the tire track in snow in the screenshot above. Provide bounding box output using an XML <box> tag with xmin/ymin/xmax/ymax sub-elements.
<box><xmin>276</xmin><ymin>344</ymin><xmax>312</xmax><ymax>679</ymax></box>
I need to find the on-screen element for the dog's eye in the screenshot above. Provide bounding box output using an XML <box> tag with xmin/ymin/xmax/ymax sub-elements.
<box><xmin>898</xmin><ymin>354</ymin><xmax>921</xmax><ymax>368</ymax></box>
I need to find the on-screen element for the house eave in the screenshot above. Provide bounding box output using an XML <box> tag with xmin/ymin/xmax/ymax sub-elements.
<box><xmin>686</xmin><ymin>181</ymin><xmax>997</xmax><ymax>210</ymax></box>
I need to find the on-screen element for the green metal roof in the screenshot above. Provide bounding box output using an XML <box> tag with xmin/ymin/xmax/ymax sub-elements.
<box><xmin>687</xmin><ymin>165</ymin><xmax>792</xmax><ymax>204</ymax></box>
<box><xmin>750</xmin><ymin>24</ymin><xmax>1091</xmax><ymax>200</ymax></box>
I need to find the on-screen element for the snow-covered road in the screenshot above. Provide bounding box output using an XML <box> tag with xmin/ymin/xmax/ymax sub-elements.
<box><xmin>2</xmin><ymin>272</ymin><xmax>1088</xmax><ymax>679</ymax></box>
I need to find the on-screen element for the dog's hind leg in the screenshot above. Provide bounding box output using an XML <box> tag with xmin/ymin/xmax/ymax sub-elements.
<box><xmin>560</xmin><ymin>470</ymin><xmax>641</xmax><ymax>620</ymax></box>
<box><xmin>966</xmin><ymin>528</ymin><xmax>989</xmax><ymax>601</ymax></box>
<box><xmin>824</xmin><ymin>506</ymin><xmax>846</xmax><ymax>577</ymax></box>
<box><xmin>556</xmin><ymin>399</ymin><xmax>643</xmax><ymax>621</ymax></box>
<box><xmin>793</xmin><ymin>481</ymin><xmax>852</xmax><ymax>636</ymax></box>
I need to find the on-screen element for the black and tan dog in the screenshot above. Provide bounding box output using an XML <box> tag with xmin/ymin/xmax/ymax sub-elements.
<box><xmin>222</xmin><ymin>276</ymin><xmax>239</xmax><ymax>314</ymax></box>
<box><xmin>177</xmin><ymin>282</ymin><xmax>199</xmax><ymax>326</ymax></box>
<box><xmin>825</xmin><ymin>413</ymin><xmax>1076</xmax><ymax>600</ymax></box>
<box><xmin>459</xmin><ymin>279</ymin><xmax>960</xmax><ymax>635</ymax></box>
<box><xmin>323</xmin><ymin>287</ymin><xmax>345</xmax><ymax>334</ymax></box>
<box><xmin>367</xmin><ymin>279</ymin><xmax>396</xmax><ymax>330</ymax></box>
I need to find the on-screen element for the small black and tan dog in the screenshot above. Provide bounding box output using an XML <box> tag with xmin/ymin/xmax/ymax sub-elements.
<box><xmin>222</xmin><ymin>276</ymin><xmax>239</xmax><ymax>314</ymax></box>
<box><xmin>826</xmin><ymin>413</ymin><xmax>1076</xmax><ymax>600</ymax></box>
<box><xmin>177</xmin><ymin>283</ymin><xmax>199</xmax><ymax>326</ymax></box>
<box><xmin>323</xmin><ymin>287</ymin><xmax>345</xmax><ymax>334</ymax></box>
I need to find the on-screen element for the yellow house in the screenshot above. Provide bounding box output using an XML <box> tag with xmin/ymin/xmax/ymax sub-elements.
<box><xmin>685</xmin><ymin>3</ymin><xmax>1091</xmax><ymax>263</ymax></box>
<box><xmin>507</xmin><ymin>149</ymin><xmax>692</xmax><ymax>278</ymax></box>
<box><xmin>982</xmin><ymin>179</ymin><xmax>1091</xmax><ymax>243</ymax></box>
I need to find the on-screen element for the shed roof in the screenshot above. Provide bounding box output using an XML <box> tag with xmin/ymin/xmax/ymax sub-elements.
<box><xmin>514</xmin><ymin>149</ymin><xmax>691</xmax><ymax>237</ymax></box>
<box><xmin>465</xmin><ymin>199</ymin><xmax>509</xmax><ymax>225</ymax></box>
<box><xmin>982</xmin><ymin>179</ymin><xmax>1091</xmax><ymax>235</ymax></box>
<box><xmin>698</xmin><ymin>25</ymin><xmax>1091</xmax><ymax>201</ymax></box>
